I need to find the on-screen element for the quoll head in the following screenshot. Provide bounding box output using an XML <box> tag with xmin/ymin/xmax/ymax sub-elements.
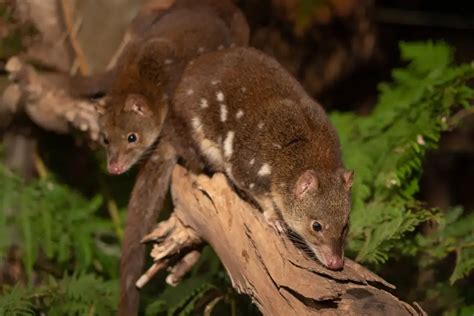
<box><xmin>97</xmin><ymin>93</ymin><xmax>167</xmax><ymax>175</ymax></box>
<box><xmin>286</xmin><ymin>168</ymin><xmax>353</xmax><ymax>270</ymax></box>
<box><xmin>94</xmin><ymin>37</ymin><xmax>172</xmax><ymax>175</ymax></box>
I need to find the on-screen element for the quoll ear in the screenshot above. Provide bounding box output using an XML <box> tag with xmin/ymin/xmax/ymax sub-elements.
<box><xmin>124</xmin><ymin>94</ymin><xmax>153</xmax><ymax>117</ymax></box>
<box><xmin>341</xmin><ymin>170</ymin><xmax>354</xmax><ymax>190</ymax></box>
<box><xmin>294</xmin><ymin>170</ymin><xmax>318</xmax><ymax>199</ymax></box>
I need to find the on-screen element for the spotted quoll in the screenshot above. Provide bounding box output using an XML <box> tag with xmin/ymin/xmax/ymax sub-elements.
<box><xmin>98</xmin><ymin>0</ymin><xmax>249</xmax><ymax>175</ymax></box>
<box><xmin>173</xmin><ymin>47</ymin><xmax>353</xmax><ymax>270</ymax></box>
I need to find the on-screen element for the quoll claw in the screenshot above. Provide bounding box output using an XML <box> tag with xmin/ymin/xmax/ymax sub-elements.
<box><xmin>263</xmin><ymin>210</ymin><xmax>286</xmax><ymax>234</ymax></box>
<box><xmin>272</xmin><ymin>220</ymin><xmax>286</xmax><ymax>234</ymax></box>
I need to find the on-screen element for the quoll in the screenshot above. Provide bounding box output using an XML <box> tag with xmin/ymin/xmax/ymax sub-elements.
<box><xmin>173</xmin><ymin>47</ymin><xmax>353</xmax><ymax>270</ymax></box>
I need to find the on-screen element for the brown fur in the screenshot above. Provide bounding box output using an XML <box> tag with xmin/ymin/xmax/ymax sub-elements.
<box><xmin>119</xmin><ymin>138</ymin><xmax>177</xmax><ymax>316</ymax></box>
<box><xmin>172</xmin><ymin>47</ymin><xmax>353</xmax><ymax>271</ymax></box>
<box><xmin>99</xmin><ymin>0</ymin><xmax>249</xmax><ymax>173</ymax></box>
<box><xmin>96</xmin><ymin>1</ymin><xmax>249</xmax><ymax>315</ymax></box>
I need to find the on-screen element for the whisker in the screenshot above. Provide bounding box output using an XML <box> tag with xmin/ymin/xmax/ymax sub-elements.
<box><xmin>287</xmin><ymin>240</ymin><xmax>307</xmax><ymax>245</ymax></box>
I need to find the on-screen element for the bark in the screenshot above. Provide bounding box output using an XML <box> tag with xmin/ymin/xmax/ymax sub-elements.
<box><xmin>140</xmin><ymin>166</ymin><xmax>425</xmax><ymax>316</ymax></box>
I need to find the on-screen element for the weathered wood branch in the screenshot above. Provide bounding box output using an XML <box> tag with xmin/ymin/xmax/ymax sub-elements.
<box><xmin>140</xmin><ymin>166</ymin><xmax>425</xmax><ymax>315</ymax></box>
<box><xmin>1</xmin><ymin>57</ymin><xmax>101</xmax><ymax>140</ymax></box>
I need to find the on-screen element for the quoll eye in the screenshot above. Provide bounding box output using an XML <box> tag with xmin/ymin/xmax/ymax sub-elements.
<box><xmin>311</xmin><ymin>221</ymin><xmax>323</xmax><ymax>232</ymax></box>
<box><xmin>127</xmin><ymin>133</ymin><xmax>138</xmax><ymax>143</ymax></box>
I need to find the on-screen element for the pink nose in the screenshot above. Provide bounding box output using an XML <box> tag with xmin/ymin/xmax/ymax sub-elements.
<box><xmin>108</xmin><ymin>163</ymin><xmax>123</xmax><ymax>175</ymax></box>
<box><xmin>325</xmin><ymin>256</ymin><xmax>344</xmax><ymax>270</ymax></box>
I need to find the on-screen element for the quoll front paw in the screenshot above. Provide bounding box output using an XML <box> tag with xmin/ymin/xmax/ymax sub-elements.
<box><xmin>263</xmin><ymin>210</ymin><xmax>286</xmax><ymax>234</ymax></box>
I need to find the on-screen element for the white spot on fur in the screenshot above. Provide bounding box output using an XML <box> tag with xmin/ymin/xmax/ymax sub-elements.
<box><xmin>220</xmin><ymin>104</ymin><xmax>228</xmax><ymax>122</ymax></box>
<box><xmin>189</xmin><ymin>60</ymin><xmax>194</xmax><ymax>66</ymax></box>
<box><xmin>272</xmin><ymin>143</ymin><xmax>282</xmax><ymax>149</ymax></box>
<box><xmin>250</xmin><ymin>158</ymin><xmax>255</xmax><ymax>165</ymax></box>
<box><xmin>186</xmin><ymin>89</ymin><xmax>194</xmax><ymax>96</ymax></box>
<box><xmin>200</xmin><ymin>98</ymin><xmax>208</xmax><ymax>109</ymax></box>
<box><xmin>258</xmin><ymin>163</ymin><xmax>271</xmax><ymax>176</ymax></box>
<box><xmin>192</xmin><ymin>117</ymin><xmax>202</xmax><ymax>133</ymax></box>
<box><xmin>200</xmin><ymin>139</ymin><xmax>224</xmax><ymax>166</ymax></box>
<box><xmin>164</xmin><ymin>59</ymin><xmax>173</xmax><ymax>65</ymax></box>
<box><xmin>249</xmin><ymin>183</ymin><xmax>255</xmax><ymax>189</ymax></box>
<box><xmin>258</xmin><ymin>122</ymin><xmax>264</xmax><ymax>129</ymax></box>
<box><xmin>226</xmin><ymin>166</ymin><xmax>234</xmax><ymax>180</ymax></box>
<box><xmin>218</xmin><ymin>45</ymin><xmax>224</xmax><ymax>50</ymax></box>
<box><xmin>216</xmin><ymin>91</ymin><xmax>224</xmax><ymax>102</ymax></box>
<box><xmin>236</xmin><ymin>109</ymin><xmax>244</xmax><ymax>119</ymax></box>
<box><xmin>211</xmin><ymin>80</ymin><xmax>220</xmax><ymax>85</ymax></box>
<box><xmin>241</xmin><ymin>86</ymin><xmax>247</xmax><ymax>93</ymax></box>
<box><xmin>197</xmin><ymin>46</ymin><xmax>205</xmax><ymax>53</ymax></box>
<box><xmin>224</xmin><ymin>131</ymin><xmax>235</xmax><ymax>158</ymax></box>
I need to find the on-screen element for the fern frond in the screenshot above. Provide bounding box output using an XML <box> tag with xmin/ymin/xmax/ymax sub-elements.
<box><xmin>0</xmin><ymin>163</ymin><xmax>118</xmax><ymax>280</ymax></box>
<box><xmin>0</xmin><ymin>286</ymin><xmax>35</xmax><ymax>316</ymax></box>
<box><xmin>331</xmin><ymin>41</ymin><xmax>474</xmax><ymax>267</ymax></box>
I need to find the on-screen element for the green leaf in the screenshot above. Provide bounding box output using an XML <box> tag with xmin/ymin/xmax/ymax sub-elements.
<box><xmin>331</xmin><ymin>41</ymin><xmax>474</xmax><ymax>267</ymax></box>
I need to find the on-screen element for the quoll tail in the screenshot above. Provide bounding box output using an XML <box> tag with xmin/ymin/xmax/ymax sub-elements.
<box><xmin>119</xmin><ymin>143</ymin><xmax>177</xmax><ymax>316</ymax></box>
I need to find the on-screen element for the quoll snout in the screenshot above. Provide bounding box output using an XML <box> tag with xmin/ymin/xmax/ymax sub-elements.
<box><xmin>324</xmin><ymin>255</ymin><xmax>344</xmax><ymax>270</ymax></box>
<box><xmin>108</xmin><ymin>159</ymin><xmax>125</xmax><ymax>175</ymax></box>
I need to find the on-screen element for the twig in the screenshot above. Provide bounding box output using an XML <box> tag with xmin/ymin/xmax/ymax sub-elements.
<box><xmin>107</xmin><ymin>199</ymin><xmax>124</xmax><ymax>241</ymax></box>
<box><xmin>375</xmin><ymin>8</ymin><xmax>474</xmax><ymax>30</ymax></box>
<box><xmin>136</xmin><ymin>262</ymin><xmax>165</xmax><ymax>289</ymax></box>
<box><xmin>60</xmin><ymin>0</ymin><xmax>90</xmax><ymax>75</ymax></box>
<box><xmin>99</xmin><ymin>176</ymin><xmax>124</xmax><ymax>241</ymax></box>
<box><xmin>33</xmin><ymin>148</ymin><xmax>48</xmax><ymax>180</ymax></box>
